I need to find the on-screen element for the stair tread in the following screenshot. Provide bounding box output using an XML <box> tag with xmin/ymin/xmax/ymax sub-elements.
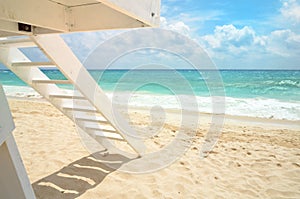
<box><xmin>12</xmin><ymin>62</ymin><xmax>54</xmax><ymax>67</ymax></box>
<box><xmin>74</xmin><ymin>114</ymin><xmax>107</xmax><ymax>122</ymax></box>
<box><xmin>93</xmin><ymin>130</ymin><xmax>124</xmax><ymax>141</ymax></box>
<box><xmin>49</xmin><ymin>93</ymin><xmax>85</xmax><ymax>99</ymax></box>
<box><xmin>0</xmin><ymin>37</ymin><xmax>35</xmax><ymax>47</ymax></box>
<box><xmin>32</xmin><ymin>79</ymin><xmax>71</xmax><ymax>84</ymax></box>
<box><xmin>62</xmin><ymin>104</ymin><xmax>97</xmax><ymax>112</ymax></box>
<box><xmin>85</xmin><ymin>123</ymin><xmax>116</xmax><ymax>132</ymax></box>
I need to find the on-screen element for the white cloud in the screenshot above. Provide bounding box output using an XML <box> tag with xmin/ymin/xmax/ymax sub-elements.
<box><xmin>160</xmin><ymin>17</ymin><xmax>191</xmax><ymax>37</ymax></box>
<box><xmin>266</xmin><ymin>29</ymin><xmax>300</xmax><ymax>56</ymax></box>
<box><xmin>161</xmin><ymin>0</ymin><xmax>299</xmax><ymax>69</ymax></box>
<box><xmin>201</xmin><ymin>24</ymin><xmax>260</xmax><ymax>53</ymax></box>
<box><xmin>168</xmin><ymin>21</ymin><xmax>191</xmax><ymax>36</ymax></box>
<box><xmin>82</xmin><ymin>28</ymin><xmax>214</xmax><ymax>70</ymax></box>
<box><xmin>280</xmin><ymin>0</ymin><xmax>300</xmax><ymax>25</ymax></box>
<box><xmin>61</xmin><ymin>30</ymin><xmax>122</xmax><ymax>61</ymax></box>
<box><xmin>177</xmin><ymin>10</ymin><xmax>225</xmax><ymax>24</ymax></box>
<box><xmin>200</xmin><ymin>23</ymin><xmax>300</xmax><ymax>68</ymax></box>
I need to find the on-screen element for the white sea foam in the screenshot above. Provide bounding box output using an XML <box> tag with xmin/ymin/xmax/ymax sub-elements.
<box><xmin>3</xmin><ymin>85</ymin><xmax>42</xmax><ymax>98</ymax></box>
<box><xmin>109</xmin><ymin>92</ymin><xmax>300</xmax><ymax>121</ymax></box>
<box><xmin>224</xmin><ymin>97</ymin><xmax>300</xmax><ymax>121</ymax></box>
<box><xmin>3</xmin><ymin>85</ymin><xmax>300</xmax><ymax>121</ymax></box>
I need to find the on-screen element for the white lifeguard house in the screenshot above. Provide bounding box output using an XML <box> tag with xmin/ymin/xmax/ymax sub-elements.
<box><xmin>0</xmin><ymin>0</ymin><xmax>160</xmax><ymax>198</ymax></box>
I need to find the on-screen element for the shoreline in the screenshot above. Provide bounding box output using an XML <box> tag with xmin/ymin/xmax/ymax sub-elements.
<box><xmin>7</xmin><ymin>96</ymin><xmax>300</xmax><ymax>130</ymax></box>
<box><xmin>3</xmin><ymin>84</ymin><xmax>300</xmax><ymax>121</ymax></box>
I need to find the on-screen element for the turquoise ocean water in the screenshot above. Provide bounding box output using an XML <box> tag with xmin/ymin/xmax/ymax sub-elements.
<box><xmin>0</xmin><ymin>69</ymin><xmax>299</xmax><ymax>121</ymax></box>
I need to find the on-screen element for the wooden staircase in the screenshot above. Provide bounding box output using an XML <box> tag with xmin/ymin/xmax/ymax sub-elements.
<box><xmin>0</xmin><ymin>35</ymin><xmax>145</xmax><ymax>156</ymax></box>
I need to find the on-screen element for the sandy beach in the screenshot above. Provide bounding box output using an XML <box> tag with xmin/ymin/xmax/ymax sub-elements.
<box><xmin>8</xmin><ymin>98</ymin><xmax>300</xmax><ymax>199</ymax></box>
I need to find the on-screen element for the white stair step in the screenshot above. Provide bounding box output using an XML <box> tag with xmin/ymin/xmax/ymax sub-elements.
<box><xmin>0</xmin><ymin>37</ymin><xmax>35</xmax><ymax>48</ymax></box>
<box><xmin>32</xmin><ymin>79</ymin><xmax>71</xmax><ymax>84</ymax></box>
<box><xmin>74</xmin><ymin>114</ymin><xmax>108</xmax><ymax>123</ymax></box>
<box><xmin>11</xmin><ymin>62</ymin><xmax>55</xmax><ymax>67</ymax></box>
<box><xmin>62</xmin><ymin>105</ymin><xmax>97</xmax><ymax>113</ymax></box>
<box><xmin>93</xmin><ymin>130</ymin><xmax>124</xmax><ymax>142</ymax></box>
<box><xmin>49</xmin><ymin>93</ymin><xmax>86</xmax><ymax>100</ymax></box>
<box><xmin>85</xmin><ymin>124</ymin><xmax>116</xmax><ymax>133</ymax></box>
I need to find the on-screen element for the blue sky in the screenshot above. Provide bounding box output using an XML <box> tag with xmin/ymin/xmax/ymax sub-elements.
<box><xmin>159</xmin><ymin>0</ymin><xmax>300</xmax><ymax>69</ymax></box>
<box><xmin>62</xmin><ymin>0</ymin><xmax>300</xmax><ymax>69</ymax></box>
<box><xmin>2</xmin><ymin>0</ymin><xmax>300</xmax><ymax>70</ymax></box>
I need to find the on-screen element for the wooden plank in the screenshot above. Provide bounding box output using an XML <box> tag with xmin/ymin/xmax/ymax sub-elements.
<box><xmin>0</xmin><ymin>37</ymin><xmax>35</xmax><ymax>48</ymax></box>
<box><xmin>49</xmin><ymin>93</ymin><xmax>85</xmax><ymax>100</ymax></box>
<box><xmin>70</xmin><ymin>3</ymin><xmax>147</xmax><ymax>31</ymax></box>
<box><xmin>85</xmin><ymin>123</ymin><xmax>116</xmax><ymax>132</ymax></box>
<box><xmin>0</xmin><ymin>0</ymin><xmax>67</xmax><ymax>32</ymax></box>
<box><xmin>0</xmin><ymin>0</ymin><xmax>159</xmax><ymax>34</ymax></box>
<box><xmin>0</xmin><ymin>85</ymin><xmax>36</xmax><ymax>199</ymax></box>
<box><xmin>62</xmin><ymin>105</ymin><xmax>97</xmax><ymax>113</ymax></box>
<box><xmin>50</xmin><ymin>0</ymin><xmax>98</xmax><ymax>7</ymax></box>
<box><xmin>75</xmin><ymin>115</ymin><xmax>108</xmax><ymax>123</ymax></box>
<box><xmin>99</xmin><ymin>0</ymin><xmax>160</xmax><ymax>27</ymax></box>
<box><xmin>0</xmin><ymin>20</ymin><xmax>32</xmax><ymax>36</ymax></box>
<box><xmin>11</xmin><ymin>62</ymin><xmax>54</xmax><ymax>67</ymax></box>
<box><xmin>86</xmin><ymin>127</ymin><xmax>117</xmax><ymax>134</ymax></box>
<box><xmin>32</xmin><ymin>79</ymin><xmax>71</xmax><ymax>84</ymax></box>
<box><xmin>0</xmin><ymin>85</ymin><xmax>15</xmax><ymax>146</ymax></box>
<box><xmin>93</xmin><ymin>130</ymin><xmax>124</xmax><ymax>141</ymax></box>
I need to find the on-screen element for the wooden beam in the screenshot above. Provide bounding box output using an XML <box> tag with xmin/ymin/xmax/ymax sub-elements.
<box><xmin>0</xmin><ymin>85</ymin><xmax>14</xmax><ymax>146</ymax></box>
<box><xmin>0</xmin><ymin>0</ymin><xmax>68</xmax><ymax>32</ymax></box>
<box><xmin>70</xmin><ymin>3</ymin><xmax>149</xmax><ymax>31</ymax></box>
<box><xmin>99</xmin><ymin>0</ymin><xmax>160</xmax><ymax>27</ymax></box>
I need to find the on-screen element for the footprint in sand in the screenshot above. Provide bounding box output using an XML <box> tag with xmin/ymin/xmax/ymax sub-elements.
<box><xmin>276</xmin><ymin>163</ymin><xmax>282</xmax><ymax>167</ymax></box>
<box><xmin>291</xmin><ymin>162</ymin><xmax>300</xmax><ymax>168</ymax></box>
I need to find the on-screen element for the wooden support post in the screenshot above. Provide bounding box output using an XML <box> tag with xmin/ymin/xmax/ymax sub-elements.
<box><xmin>0</xmin><ymin>84</ymin><xmax>36</xmax><ymax>199</ymax></box>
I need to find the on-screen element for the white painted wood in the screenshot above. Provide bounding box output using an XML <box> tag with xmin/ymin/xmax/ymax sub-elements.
<box><xmin>4</xmin><ymin>135</ymin><xmax>36</xmax><ymax>199</ymax></box>
<box><xmin>0</xmin><ymin>43</ymin><xmax>116</xmax><ymax>155</ymax></box>
<box><xmin>69</xmin><ymin>3</ymin><xmax>147</xmax><ymax>31</ymax></box>
<box><xmin>0</xmin><ymin>35</ymin><xmax>145</xmax><ymax>155</ymax></box>
<box><xmin>80</xmin><ymin>120</ymin><xmax>110</xmax><ymax>126</ymax></box>
<box><xmin>86</xmin><ymin>127</ymin><xmax>117</xmax><ymax>134</ymax></box>
<box><xmin>33</xmin><ymin>34</ymin><xmax>145</xmax><ymax>155</ymax></box>
<box><xmin>84</xmin><ymin>123</ymin><xmax>116</xmax><ymax>132</ymax></box>
<box><xmin>0</xmin><ymin>19</ymin><xmax>32</xmax><ymax>36</ymax></box>
<box><xmin>0</xmin><ymin>44</ymin><xmax>111</xmax><ymax>152</ymax></box>
<box><xmin>94</xmin><ymin>131</ymin><xmax>124</xmax><ymax>141</ymax></box>
<box><xmin>99</xmin><ymin>0</ymin><xmax>161</xmax><ymax>27</ymax></box>
<box><xmin>0</xmin><ymin>0</ymin><xmax>160</xmax><ymax>35</ymax></box>
<box><xmin>0</xmin><ymin>85</ymin><xmax>36</xmax><ymax>199</ymax></box>
<box><xmin>50</xmin><ymin>0</ymin><xmax>97</xmax><ymax>7</ymax></box>
<box><xmin>31</xmin><ymin>79</ymin><xmax>71</xmax><ymax>84</ymax></box>
<box><xmin>0</xmin><ymin>128</ymin><xmax>9</xmax><ymax>147</ymax></box>
<box><xmin>0</xmin><ymin>46</ymin><xmax>68</xmax><ymax>103</ymax></box>
<box><xmin>0</xmin><ymin>85</ymin><xmax>14</xmax><ymax>146</ymax></box>
<box><xmin>49</xmin><ymin>93</ymin><xmax>85</xmax><ymax>100</ymax></box>
<box><xmin>63</xmin><ymin>104</ymin><xmax>97</xmax><ymax>112</ymax></box>
<box><xmin>74</xmin><ymin>113</ymin><xmax>108</xmax><ymax>123</ymax></box>
<box><xmin>0</xmin><ymin>37</ymin><xmax>35</xmax><ymax>48</ymax></box>
<box><xmin>12</xmin><ymin>62</ymin><xmax>54</xmax><ymax>67</ymax></box>
<box><xmin>0</xmin><ymin>45</ymin><xmax>85</xmax><ymax>130</ymax></box>
<box><xmin>0</xmin><ymin>20</ymin><xmax>60</xmax><ymax>36</ymax></box>
<box><xmin>0</xmin><ymin>0</ymin><xmax>67</xmax><ymax>32</ymax></box>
